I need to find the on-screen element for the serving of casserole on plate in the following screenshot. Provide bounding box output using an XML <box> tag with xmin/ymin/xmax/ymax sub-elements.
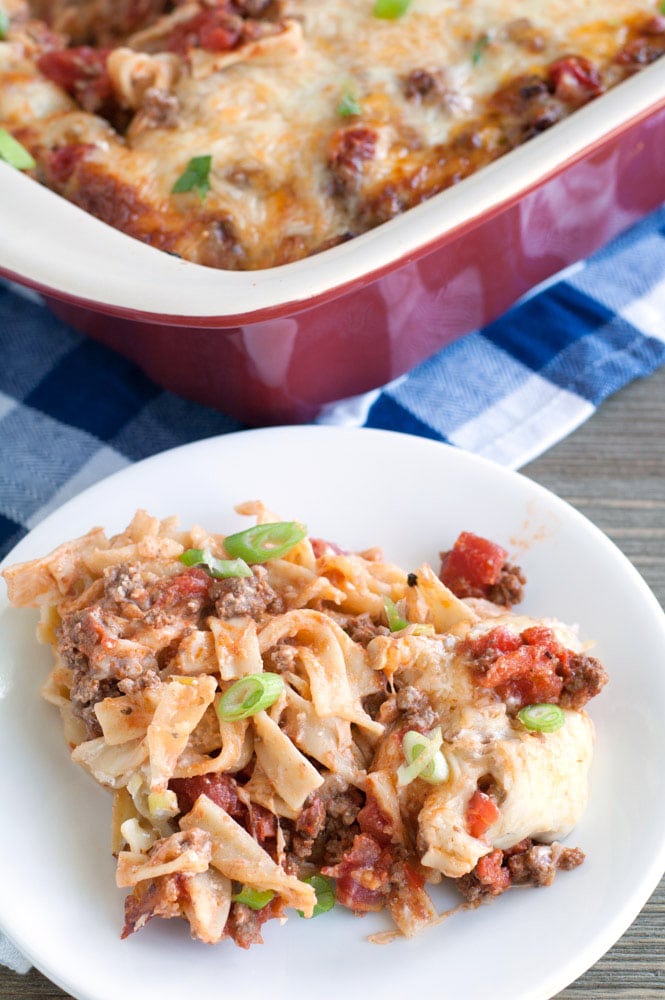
<box><xmin>2</xmin><ymin>1</ymin><xmax>665</xmax><ymax>422</ymax></box>
<box><xmin>1</xmin><ymin>427</ymin><xmax>665</xmax><ymax>1000</ymax></box>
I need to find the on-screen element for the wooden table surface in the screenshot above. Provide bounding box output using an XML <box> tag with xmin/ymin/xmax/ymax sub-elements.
<box><xmin>2</xmin><ymin>365</ymin><xmax>664</xmax><ymax>1000</ymax></box>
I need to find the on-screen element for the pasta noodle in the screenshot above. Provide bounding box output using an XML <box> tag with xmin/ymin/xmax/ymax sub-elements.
<box><xmin>2</xmin><ymin>503</ymin><xmax>608</xmax><ymax>948</ymax></box>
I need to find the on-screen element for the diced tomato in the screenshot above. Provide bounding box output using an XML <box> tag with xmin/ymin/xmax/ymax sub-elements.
<box><xmin>310</xmin><ymin>538</ymin><xmax>348</xmax><ymax>557</ymax></box>
<box><xmin>45</xmin><ymin>143</ymin><xmax>95</xmax><ymax>184</ymax></box>
<box><xmin>322</xmin><ymin>833</ymin><xmax>393</xmax><ymax>912</ymax></box>
<box><xmin>495</xmin><ymin>656</ymin><xmax>564</xmax><ymax>707</ymax></box>
<box><xmin>548</xmin><ymin>55</ymin><xmax>603</xmax><ymax>106</ymax></box>
<box><xmin>466</xmin><ymin>790</ymin><xmax>501</xmax><ymax>839</ymax></box>
<box><xmin>475</xmin><ymin>850</ymin><xmax>511</xmax><ymax>894</ymax></box>
<box><xmin>328</xmin><ymin>125</ymin><xmax>378</xmax><ymax>180</ymax></box>
<box><xmin>169</xmin><ymin>772</ymin><xmax>244</xmax><ymax>818</ymax></box>
<box><xmin>37</xmin><ymin>47</ymin><xmax>113</xmax><ymax>111</ymax></box>
<box><xmin>357</xmin><ymin>795</ymin><xmax>394</xmax><ymax>846</ymax></box>
<box><xmin>168</xmin><ymin>7</ymin><xmax>242</xmax><ymax>54</ymax></box>
<box><xmin>468</xmin><ymin>623</ymin><xmax>568</xmax><ymax>708</ymax></box>
<box><xmin>478</xmin><ymin>644</ymin><xmax>542</xmax><ymax>688</ymax></box>
<box><xmin>153</xmin><ymin>568</ymin><xmax>211</xmax><ymax>609</ymax></box>
<box><xmin>465</xmin><ymin>625</ymin><xmax>522</xmax><ymax>658</ymax></box>
<box><xmin>439</xmin><ymin>532</ymin><xmax>507</xmax><ymax>599</ymax></box>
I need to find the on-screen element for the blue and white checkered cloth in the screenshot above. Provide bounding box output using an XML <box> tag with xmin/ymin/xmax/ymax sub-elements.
<box><xmin>1</xmin><ymin>207</ymin><xmax>665</xmax><ymax>975</ymax></box>
<box><xmin>1</xmin><ymin>205</ymin><xmax>665</xmax><ymax>574</ymax></box>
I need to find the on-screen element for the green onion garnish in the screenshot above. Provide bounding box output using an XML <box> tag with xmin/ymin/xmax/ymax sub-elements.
<box><xmin>172</xmin><ymin>154</ymin><xmax>212</xmax><ymax>199</ymax></box>
<box><xmin>217</xmin><ymin>672</ymin><xmax>284</xmax><ymax>721</ymax></box>
<box><xmin>231</xmin><ymin>886</ymin><xmax>275</xmax><ymax>910</ymax></box>
<box><xmin>223</xmin><ymin>521</ymin><xmax>307</xmax><ymax>564</ymax></box>
<box><xmin>383</xmin><ymin>595</ymin><xmax>409</xmax><ymax>632</ymax></box>
<box><xmin>661</xmin><ymin>0</ymin><xmax>665</xmax><ymax>13</ymax></box>
<box><xmin>517</xmin><ymin>703</ymin><xmax>565</xmax><ymax>733</ymax></box>
<box><xmin>179</xmin><ymin>547</ymin><xmax>252</xmax><ymax>579</ymax></box>
<box><xmin>0</xmin><ymin>10</ymin><xmax>9</xmax><ymax>38</ymax></box>
<box><xmin>297</xmin><ymin>875</ymin><xmax>335</xmax><ymax>917</ymax></box>
<box><xmin>411</xmin><ymin>623</ymin><xmax>435</xmax><ymax>637</ymax></box>
<box><xmin>471</xmin><ymin>33</ymin><xmax>490</xmax><ymax>65</ymax></box>
<box><xmin>397</xmin><ymin>728</ymin><xmax>448</xmax><ymax>786</ymax></box>
<box><xmin>373</xmin><ymin>0</ymin><xmax>411</xmax><ymax>18</ymax></box>
<box><xmin>337</xmin><ymin>92</ymin><xmax>362</xmax><ymax>117</ymax></box>
<box><xmin>0</xmin><ymin>128</ymin><xmax>35</xmax><ymax>170</ymax></box>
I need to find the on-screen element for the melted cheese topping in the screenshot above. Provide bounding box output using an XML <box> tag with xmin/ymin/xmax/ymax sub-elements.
<box><xmin>0</xmin><ymin>0</ymin><xmax>661</xmax><ymax>268</ymax></box>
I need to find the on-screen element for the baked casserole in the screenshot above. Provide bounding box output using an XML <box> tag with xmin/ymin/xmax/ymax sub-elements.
<box><xmin>1</xmin><ymin>0</ymin><xmax>664</xmax><ymax>270</ymax></box>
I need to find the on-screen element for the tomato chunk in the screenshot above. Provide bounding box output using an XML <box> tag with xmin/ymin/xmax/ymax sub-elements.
<box><xmin>465</xmin><ymin>625</ymin><xmax>522</xmax><ymax>659</ymax></box>
<box><xmin>548</xmin><ymin>55</ymin><xmax>603</xmax><ymax>107</ymax></box>
<box><xmin>38</xmin><ymin>47</ymin><xmax>113</xmax><ymax>111</ymax></box>
<box><xmin>467</xmin><ymin>624</ymin><xmax>568</xmax><ymax>709</ymax></box>
<box><xmin>168</xmin><ymin>8</ymin><xmax>242</xmax><ymax>54</ymax></box>
<box><xmin>475</xmin><ymin>850</ymin><xmax>511</xmax><ymax>894</ymax></box>
<box><xmin>466</xmin><ymin>790</ymin><xmax>501</xmax><ymax>838</ymax></box>
<box><xmin>440</xmin><ymin>532</ymin><xmax>507</xmax><ymax>599</ymax></box>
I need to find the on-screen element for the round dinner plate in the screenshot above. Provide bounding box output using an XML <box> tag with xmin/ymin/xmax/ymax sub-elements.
<box><xmin>1</xmin><ymin>425</ymin><xmax>664</xmax><ymax>1000</ymax></box>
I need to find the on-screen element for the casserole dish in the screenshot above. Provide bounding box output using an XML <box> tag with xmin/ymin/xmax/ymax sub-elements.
<box><xmin>2</xmin><ymin>57</ymin><xmax>665</xmax><ymax>425</ymax></box>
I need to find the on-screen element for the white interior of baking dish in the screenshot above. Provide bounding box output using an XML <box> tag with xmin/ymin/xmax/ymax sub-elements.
<box><xmin>2</xmin><ymin>59</ymin><xmax>664</xmax><ymax>321</ymax></box>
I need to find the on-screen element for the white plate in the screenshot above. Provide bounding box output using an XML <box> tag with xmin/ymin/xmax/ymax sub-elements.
<box><xmin>2</xmin><ymin>426</ymin><xmax>665</xmax><ymax>1000</ymax></box>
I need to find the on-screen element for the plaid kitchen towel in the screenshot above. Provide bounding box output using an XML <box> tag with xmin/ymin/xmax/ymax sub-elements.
<box><xmin>1</xmin><ymin>205</ymin><xmax>665</xmax><ymax>975</ymax></box>
<box><xmin>1</xmin><ymin>205</ymin><xmax>665</xmax><ymax>572</ymax></box>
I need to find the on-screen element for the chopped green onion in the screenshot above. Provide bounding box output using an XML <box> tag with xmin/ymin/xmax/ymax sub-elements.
<box><xmin>517</xmin><ymin>703</ymin><xmax>565</xmax><ymax>733</ymax></box>
<box><xmin>0</xmin><ymin>10</ymin><xmax>9</xmax><ymax>38</ymax></box>
<box><xmin>471</xmin><ymin>33</ymin><xmax>490</xmax><ymax>65</ymax></box>
<box><xmin>397</xmin><ymin>727</ymin><xmax>448</xmax><ymax>786</ymax></box>
<box><xmin>0</xmin><ymin>128</ymin><xmax>35</xmax><ymax>170</ymax></box>
<box><xmin>297</xmin><ymin>874</ymin><xmax>335</xmax><ymax>917</ymax></box>
<box><xmin>337</xmin><ymin>92</ymin><xmax>362</xmax><ymax>117</ymax></box>
<box><xmin>179</xmin><ymin>546</ymin><xmax>252</xmax><ymax>579</ymax></box>
<box><xmin>223</xmin><ymin>521</ymin><xmax>307</xmax><ymax>564</ymax></box>
<box><xmin>217</xmin><ymin>672</ymin><xmax>284</xmax><ymax>721</ymax></box>
<box><xmin>383</xmin><ymin>595</ymin><xmax>409</xmax><ymax>632</ymax></box>
<box><xmin>661</xmin><ymin>0</ymin><xmax>665</xmax><ymax>13</ymax></box>
<box><xmin>373</xmin><ymin>0</ymin><xmax>411</xmax><ymax>18</ymax></box>
<box><xmin>172</xmin><ymin>154</ymin><xmax>212</xmax><ymax>199</ymax></box>
<box><xmin>231</xmin><ymin>886</ymin><xmax>274</xmax><ymax>910</ymax></box>
<box><xmin>411</xmin><ymin>623</ymin><xmax>435</xmax><ymax>637</ymax></box>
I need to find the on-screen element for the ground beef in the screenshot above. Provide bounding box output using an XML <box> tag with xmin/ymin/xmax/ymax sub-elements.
<box><xmin>289</xmin><ymin>774</ymin><xmax>363</xmax><ymax>865</ymax></box>
<box><xmin>122</xmin><ymin>873</ymin><xmax>187</xmax><ymax>938</ymax></box>
<box><xmin>402</xmin><ymin>67</ymin><xmax>449</xmax><ymax>104</ymax></box>
<box><xmin>340</xmin><ymin>612</ymin><xmax>390</xmax><ymax>646</ymax></box>
<box><xmin>486</xmin><ymin>562</ymin><xmax>526</xmax><ymax>607</ymax></box>
<box><xmin>103</xmin><ymin>563</ymin><xmax>154</xmax><ymax>614</ymax></box>
<box><xmin>501</xmin><ymin>17</ymin><xmax>545</xmax><ymax>51</ymax></box>
<box><xmin>559</xmin><ymin>652</ymin><xmax>609</xmax><ymax>709</ymax></box>
<box><xmin>57</xmin><ymin>564</ymin><xmax>214</xmax><ymax>737</ymax></box>
<box><xmin>211</xmin><ymin>565</ymin><xmax>281</xmax><ymax>619</ymax></box>
<box><xmin>362</xmin><ymin>688</ymin><xmax>390</xmax><ymax>722</ymax></box>
<box><xmin>488</xmin><ymin>73</ymin><xmax>565</xmax><ymax>142</ymax></box>
<box><xmin>58</xmin><ymin>604</ymin><xmax>160</xmax><ymax>738</ymax></box>
<box><xmin>138</xmin><ymin>87</ymin><xmax>179</xmax><ymax>129</ymax></box>
<box><xmin>455</xmin><ymin>839</ymin><xmax>585</xmax><ymax>902</ymax></box>
<box><xmin>395</xmin><ymin>684</ymin><xmax>438</xmax><ymax>731</ymax></box>
<box><xmin>506</xmin><ymin>842</ymin><xmax>585</xmax><ymax>886</ymax></box>
<box><xmin>263</xmin><ymin>639</ymin><xmax>299</xmax><ymax>674</ymax></box>
<box><xmin>225</xmin><ymin>897</ymin><xmax>284</xmax><ymax>949</ymax></box>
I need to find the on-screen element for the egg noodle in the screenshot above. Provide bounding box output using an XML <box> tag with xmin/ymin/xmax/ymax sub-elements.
<box><xmin>2</xmin><ymin>502</ymin><xmax>607</xmax><ymax>947</ymax></box>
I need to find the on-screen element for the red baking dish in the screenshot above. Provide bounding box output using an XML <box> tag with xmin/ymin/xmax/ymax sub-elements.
<box><xmin>2</xmin><ymin>60</ymin><xmax>665</xmax><ymax>425</ymax></box>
